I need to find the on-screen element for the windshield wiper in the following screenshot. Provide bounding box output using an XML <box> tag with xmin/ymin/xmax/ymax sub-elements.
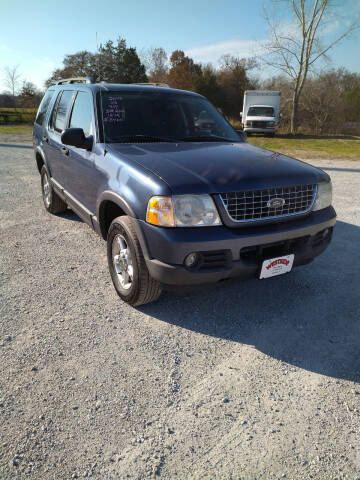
<box><xmin>109</xmin><ymin>134</ymin><xmax>180</xmax><ymax>143</ymax></box>
<box><xmin>180</xmin><ymin>135</ymin><xmax>235</xmax><ymax>142</ymax></box>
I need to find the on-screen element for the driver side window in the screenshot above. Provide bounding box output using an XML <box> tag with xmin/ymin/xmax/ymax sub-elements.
<box><xmin>69</xmin><ymin>91</ymin><xmax>93</xmax><ymax>137</ymax></box>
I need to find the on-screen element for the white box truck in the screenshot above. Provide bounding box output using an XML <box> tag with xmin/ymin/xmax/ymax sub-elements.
<box><xmin>241</xmin><ymin>91</ymin><xmax>281</xmax><ymax>136</ymax></box>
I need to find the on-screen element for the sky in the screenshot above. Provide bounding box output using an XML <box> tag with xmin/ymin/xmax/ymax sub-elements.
<box><xmin>0</xmin><ymin>0</ymin><xmax>359</xmax><ymax>92</ymax></box>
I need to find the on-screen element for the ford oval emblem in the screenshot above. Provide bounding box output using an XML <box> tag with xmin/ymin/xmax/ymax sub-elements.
<box><xmin>267</xmin><ymin>197</ymin><xmax>285</xmax><ymax>209</ymax></box>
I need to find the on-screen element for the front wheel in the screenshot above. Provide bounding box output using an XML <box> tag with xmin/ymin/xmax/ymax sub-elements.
<box><xmin>107</xmin><ymin>216</ymin><xmax>162</xmax><ymax>306</ymax></box>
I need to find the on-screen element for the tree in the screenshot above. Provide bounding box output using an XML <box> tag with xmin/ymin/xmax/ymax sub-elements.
<box><xmin>46</xmin><ymin>38</ymin><xmax>147</xmax><ymax>86</ymax></box>
<box><xmin>119</xmin><ymin>47</ymin><xmax>147</xmax><ymax>83</ymax></box>
<box><xmin>0</xmin><ymin>93</ymin><xmax>16</xmax><ymax>108</ymax></box>
<box><xmin>194</xmin><ymin>65</ymin><xmax>222</xmax><ymax>107</ymax></box>
<box><xmin>3</xmin><ymin>65</ymin><xmax>21</xmax><ymax>96</ymax></box>
<box><xmin>168</xmin><ymin>50</ymin><xmax>202</xmax><ymax>91</ymax></box>
<box><xmin>261</xmin><ymin>74</ymin><xmax>296</xmax><ymax>130</ymax></box>
<box><xmin>301</xmin><ymin>70</ymin><xmax>342</xmax><ymax>133</ymax></box>
<box><xmin>97</xmin><ymin>38</ymin><xmax>147</xmax><ymax>83</ymax></box>
<box><xmin>260</xmin><ymin>68</ymin><xmax>360</xmax><ymax>134</ymax></box>
<box><xmin>18</xmin><ymin>81</ymin><xmax>42</xmax><ymax>108</ymax></box>
<box><xmin>141</xmin><ymin>47</ymin><xmax>169</xmax><ymax>83</ymax></box>
<box><xmin>263</xmin><ymin>0</ymin><xmax>360</xmax><ymax>133</ymax></box>
<box><xmin>343</xmin><ymin>86</ymin><xmax>360</xmax><ymax>123</ymax></box>
<box><xmin>46</xmin><ymin>50</ymin><xmax>98</xmax><ymax>86</ymax></box>
<box><xmin>216</xmin><ymin>55</ymin><xmax>257</xmax><ymax>118</ymax></box>
<box><xmin>339</xmin><ymin>70</ymin><xmax>360</xmax><ymax>123</ymax></box>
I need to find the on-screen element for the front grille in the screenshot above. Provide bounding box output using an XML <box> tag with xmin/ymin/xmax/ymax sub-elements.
<box><xmin>252</xmin><ymin>121</ymin><xmax>267</xmax><ymax>128</ymax></box>
<box><xmin>220</xmin><ymin>184</ymin><xmax>317</xmax><ymax>223</ymax></box>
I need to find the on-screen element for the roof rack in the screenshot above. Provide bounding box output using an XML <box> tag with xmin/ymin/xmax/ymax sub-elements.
<box><xmin>56</xmin><ymin>77</ymin><xmax>95</xmax><ymax>85</ymax></box>
<box><xmin>132</xmin><ymin>82</ymin><xmax>170</xmax><ymax>88</ymax></box>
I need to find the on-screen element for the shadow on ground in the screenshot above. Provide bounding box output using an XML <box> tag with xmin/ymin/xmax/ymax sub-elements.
<box><xmin>58</xmin><ymin>210</ymin><xmax>83</xmax><ymax>222</ymax></box>
<box><xmin>0</xmin><ymin>143</ymin><xmax>32</xmax><ymax>149</ymax></box>
<box><xmin>139</xmin><ymin>220</ymin><xmax>360</xmax><ymax>383</ymax></box>
<box><xmin>57</xmin><ymin>209</ymin><xmax>360</xmax><ymax>383</ymax></box>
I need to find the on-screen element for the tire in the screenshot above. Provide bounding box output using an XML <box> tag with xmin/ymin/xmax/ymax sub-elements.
<box><xmin>107</xmin><ymin>215</ymin><xmax>162</xmax><ymax>306</ymax></box>
<box><xmin>40</xmin><ymin>166</ymin><xmax>67</xmax><ymax>214</ymax></box>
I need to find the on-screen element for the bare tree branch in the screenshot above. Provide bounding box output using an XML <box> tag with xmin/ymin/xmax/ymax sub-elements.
<box><xmin>3</xmin><ymin>65</ymin><xmax>22</xmax><ymax>96</ymax></box>
<box><xmin>261</xmin><ymin>0</ymin><xmax>359</xmax><ymax>133</ymax></box>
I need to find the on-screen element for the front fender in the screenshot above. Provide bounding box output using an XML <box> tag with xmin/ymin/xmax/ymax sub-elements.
<box><xmin>34</xmin><ymin>146</ymin><xmax>49</xmax><ymax>175</ymax></box>
<box><xmin>96</xmin><ymin>190</ymin><xmax>137</xmax><ymax>239</ymax></box>
<box><xmin>96</xmin><ymin>190</ymin><xmax>136</xmax><ymax>219</ymax></box>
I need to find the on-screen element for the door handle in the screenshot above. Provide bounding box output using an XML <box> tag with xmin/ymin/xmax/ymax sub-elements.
<box><xmin>61</xmin><ymin>146</ymin><xmax>69</xmax><ymax>156</ymax></box>
<box><xmin>42</xmin><ymin>135</ymin><xmax>48</xmax><ymax>143</ymax></box>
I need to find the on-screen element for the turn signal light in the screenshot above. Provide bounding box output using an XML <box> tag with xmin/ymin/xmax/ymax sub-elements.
<box><xmin>146</xmin><ymin>196</ymin><xmax>175</xmax><ymax>227</ymax></box>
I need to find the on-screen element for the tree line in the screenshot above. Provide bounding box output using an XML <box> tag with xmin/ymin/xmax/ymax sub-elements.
<box><xmin>42</xmin><ymin>39</ymin><xmax>258</xmax><ymax>120</ymax></box>
<box><xmin>2</xmin><ymin>0</ymin><xmax>359</xmax><ymax>135</ymax></box>
<box><xmin>2</xmin><ymin>38</ymin><xmax>359</xmax><ymax>135</ymax></box>
<box><xmin>263</xmin><ymin>69</ymin><xmax>360</xmax><ymax>135</ymax></box>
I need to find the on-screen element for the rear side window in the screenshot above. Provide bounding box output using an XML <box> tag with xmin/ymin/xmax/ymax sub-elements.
<box><xmin>35</xmin><ymin>90</ymin><xmax>54</xmax><ymax>125</ymax></box>
<box><xmin>50</xmin><ymin>90</ymin><xmax>74</xmax><ymax>133</ymax></box>
<box><xmin>69</xmin><ymin>91</ymin><xmax>93</xmax><ymax>136</ymax></box>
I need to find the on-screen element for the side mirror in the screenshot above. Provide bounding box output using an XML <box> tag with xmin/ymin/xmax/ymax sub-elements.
<box><xmin>61</xmin><ymin>128</ymin><xmax>93</xmax><ymax>151</ymax></box>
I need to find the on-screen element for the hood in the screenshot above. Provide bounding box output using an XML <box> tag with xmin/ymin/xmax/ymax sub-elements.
<box><xmin>108</xmin><ymin>141</ymin><xmax>328</xmax><ymax>195</ymax></box>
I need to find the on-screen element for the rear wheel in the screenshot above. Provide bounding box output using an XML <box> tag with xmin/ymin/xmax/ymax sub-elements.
<box><xmin>107</xmin><ymin>216</ymin><xmax>162</xmax><ymax>306</ymax></box>
<box><xmin>40</xmin><ymin>166</ymin><xmax>67</xmax><ymax>214</ymax></box>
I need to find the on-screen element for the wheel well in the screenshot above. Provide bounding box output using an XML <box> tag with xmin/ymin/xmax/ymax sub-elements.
<box><xmin>99</xmin><ymin>200</ymin><xmax>126</xmax><ymax>239</ymax></box>
<box><xmin>36</xmin><ymin>152</ymin><xmax>44</xmax><ymax>173</ymax></box>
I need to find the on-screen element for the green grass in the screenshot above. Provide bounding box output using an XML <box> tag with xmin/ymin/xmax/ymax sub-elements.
<box><xmin>0</xmin><ymin>125</ymin><xmax>33</xmax><ymax>134</ymax></box>
<box><xmin>0</xmin><ymin>107</ymin><xmax>37</xmax><ymax>113</ymax></box>
<box><xmin>0</xmin><ymin>107</ymin><xmax>36</xmax><ymax>124</ymax></box>
<box><xmin>0</xmin><ymin>124</ymin><xmax>359</xmax><ymax>159</ymax></box>
<box><xmin>248</xmin><ymin>134</ymin><xmax>360</xmax><ymax>159</ymax></box>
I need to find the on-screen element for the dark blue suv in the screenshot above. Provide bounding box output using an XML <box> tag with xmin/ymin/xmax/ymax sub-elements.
<box><xmin>33</xmin><ymin>78</ymin><xmax>336</xmax><ymax>306</ymax></box>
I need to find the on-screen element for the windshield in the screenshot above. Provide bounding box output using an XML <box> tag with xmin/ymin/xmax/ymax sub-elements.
<box><xmin>100</xmin><ymin>91</ymin><xmax>241</xmax><ymax>143</ymax></box>
<box><xmin>247</xmin><ymin>106</ymin><xmax>274</xmax><ymax>117</ymax></box>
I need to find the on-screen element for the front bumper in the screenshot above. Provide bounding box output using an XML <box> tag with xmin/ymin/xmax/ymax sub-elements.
<box><xmin>244</xmin><ymin>127</ymin><xmax>275</xmax><ymax>134</ymax></box>
<box><xmin>133</xmin><ymin>207</ymin><xmax>336</xmax><ymax>286</ymax></box>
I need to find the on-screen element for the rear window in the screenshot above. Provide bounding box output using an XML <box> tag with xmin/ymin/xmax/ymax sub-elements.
<box><xmin>35</xmin><ymin>90</ymin><xmax>54</xmax><ymax>125</ymax></box>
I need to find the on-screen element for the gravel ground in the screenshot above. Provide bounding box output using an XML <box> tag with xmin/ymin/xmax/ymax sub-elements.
<box><xmin>0</xmin><ymin>132</ymin><xmax>33</xmax><ymax>144</ymax></box>
<box><xmin>1</xmin><ymin>142</ymin><xmax>359</xmax><ymax>480</ymax></box>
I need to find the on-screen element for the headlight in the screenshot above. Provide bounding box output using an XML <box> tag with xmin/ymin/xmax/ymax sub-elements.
<box><xmin>313</xmin><ymin>182</ymin><xmax>332</xmax><ymax>211</ymax></box>
<box><xmin>173</xmin><ymin>195</ymin><xmax>221</xmax><ymax>226</ymax></box>
<box><xmin>146</xmin><ymin>195</ymin><xmax>221</xmax><ymax>227</ymax></box>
